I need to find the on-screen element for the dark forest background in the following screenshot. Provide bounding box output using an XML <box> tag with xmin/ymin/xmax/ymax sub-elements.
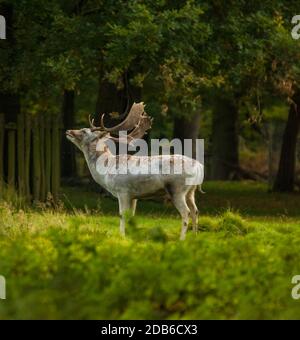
<box><xmin>1</xmin><ymin>0</ymin><xmax>300</xmax><ymax>202</ymax></box>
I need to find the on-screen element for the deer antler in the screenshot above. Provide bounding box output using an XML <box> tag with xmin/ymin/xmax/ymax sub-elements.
<box><xmin>89</xmin><ymin>102</ymin><xmax>153</xmax><ymax>141</ymax></box>
<box><xmin>109</xmin><ymin>114</ymin><xmax>153</xmax><ymax>144</ymax></box>
<box><xmin>101</xmin><ymin>102</ymin><xmax>146</xmax><ymax>133</ymax></box>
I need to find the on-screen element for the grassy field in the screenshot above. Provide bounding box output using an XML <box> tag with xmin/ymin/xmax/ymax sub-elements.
<box><xmin>0</xmin><ymin>181</ymin><xmax>300</xmax><ymax>319</ymax></box>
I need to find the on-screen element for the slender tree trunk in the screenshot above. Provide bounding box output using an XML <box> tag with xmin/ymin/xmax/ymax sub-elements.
<box><xmin>32</xmin><ymin>118</ymin><xmax>41</xmax><ymax>201</ymax></box>
<box><xmin>52</xmin><ymin>116</ymin><xmax>60</xmax><ymax>201</ymax></box>
<box><xmin>45</xmin><ymin>116</ymin><xmax>52</xmax><ymax>196</ymax></box>
<box><xmin>61</xmin><ymin>90</ymin><xmax>77</xmax><ymax>178</ymax></box>
<box><xmin>40</xmin><ymin>115</ymin><xmax>46</xmax><ymax>201</ymax></box>
<box><xmin>7</xmin><ymin>126</ymin><xmax>16</xmax><ymax>189</ymax></box>
<box><xmin>273</xmin><ymin>92</ymin><xmax>300</xmax><ymax>192</ymax></box>
<box><xmin>17</xmin><ymin>113</ymin><xmax>25</xmax><ymax>197</ymax></box>
<box><xmin>24</xmin><ymin>114</ymin><xmax>31</xmax><ymax>200</ymax></box>
<box><xmin>211</xmin><ymin>95</ymin><xmax>239</xmax><ymax>180</ymax></box>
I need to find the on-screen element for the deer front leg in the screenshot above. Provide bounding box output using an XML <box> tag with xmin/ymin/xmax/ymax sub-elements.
<box><xmin>118</xmin><ymin>194</ymin><xmax>131</xmax><ymax>237</ymax></box>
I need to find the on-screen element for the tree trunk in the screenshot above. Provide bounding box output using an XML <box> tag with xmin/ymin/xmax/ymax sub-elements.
<box><xmin>61</xmin><ymin>90</ymin><xmax>77</xmax><ymax>178</ymax></box>
<box><xmin>95</xmin><ymin>72</ymin><xmax>141</xmax><ymax>158</ymax></box>
<box><xmin>273</xmin><ymin>92</ymin><xmax>300</xmax><ymax>192</ymax></box>
<box><xmin>173</xmin><ymin>111</ymin><xmax>201</xmax><ymax>159</ymax></box>
<box><xmin>95</xmin><ymin>72</ymin><xmax>141</xmax><ymax>126</ymax></box>
<box><xmin>211</xmin><ymin>96</ymin><xmax>239</xmax><ymax>180</ymax></box>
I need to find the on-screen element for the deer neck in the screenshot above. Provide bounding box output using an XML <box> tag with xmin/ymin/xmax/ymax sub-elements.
<box><xmin>82</xmin><ymin>140</ymin><xmax>113</xmax><ymax>185</ymax></box>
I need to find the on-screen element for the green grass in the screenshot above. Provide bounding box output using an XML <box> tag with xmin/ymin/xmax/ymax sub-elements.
<box><xmin>63</xmin><ymin>180</ymin><xmax>300</xmax><ymax>218</ymax></box>
<box><xmin>0</xmin><ymin>181</ymin><xmax>300</xmax><ymax>320</ymax></box>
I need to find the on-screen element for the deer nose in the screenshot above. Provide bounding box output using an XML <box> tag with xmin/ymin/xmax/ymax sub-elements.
<box><xmin>66</xmin><ymin>130</ymin><xmax>74</xmax><ymax>137</ymax></box>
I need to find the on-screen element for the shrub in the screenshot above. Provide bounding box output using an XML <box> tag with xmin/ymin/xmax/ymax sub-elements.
<box><xmin>216</xmin><ymin>211</ymin><xmax>250</xmax><ymax>236</ymax></box>
<box><xmin>0</xmin><ymin>202</ymin><xmax>300</xmax><ymax>320</ymax></box>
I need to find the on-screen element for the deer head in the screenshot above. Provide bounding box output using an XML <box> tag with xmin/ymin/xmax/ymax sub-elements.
<box><xmin>66</xmin><ymin>102</ymin><xmax>153</xmax><ymax>153</ymax></box>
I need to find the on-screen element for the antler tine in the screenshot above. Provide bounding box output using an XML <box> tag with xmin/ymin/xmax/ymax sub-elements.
<box><xmin>89</xmin><ymin>114</ymin><xmax>95</xmax><ymax>129</ymax></box>
<box><xmin>88</xmin><ymin>113</ymin><xmax>107</xmax><ymax>132</ymax></box>
<box><xmin>100</xmin><ymin>113</ymin><xmax>107</xmax><ymax>131</ymax></box>
<box><xmin>126</xmin><ymin>114</ymin><xmax>153</xmax><ymax>140</ymax></box>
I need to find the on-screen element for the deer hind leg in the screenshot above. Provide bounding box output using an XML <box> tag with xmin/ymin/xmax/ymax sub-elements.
<box><xmin>118</xmin><ymin>194</ymin><xmax>132</xmax><ymax>237</ymax></box>
<box><xmin>186</xmin><ymin>186</ymin><xmax>199</xmax><ymax>234</ymax></box>
<box><xmin>131</xmin><ymin>199</ymin><xmax>137</xmax><ymax>216</ymax></box>
<box><xmin>172</xmin><ymin>192</ymin><xmax>191</xmax><ymax>241</ymax></box>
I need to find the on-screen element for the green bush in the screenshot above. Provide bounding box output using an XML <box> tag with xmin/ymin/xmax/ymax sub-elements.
<box><xmin>216</xmin><ymin>210</ymin><xmax>251</xmax><ymax>236</ymax></box>
<box><xmin>0</xmin><ymin>202</ymin><xmax>300</xmax><ymax>320</ymax></box>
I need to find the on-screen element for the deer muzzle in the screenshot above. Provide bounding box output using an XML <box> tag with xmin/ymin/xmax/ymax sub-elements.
<box><xmin>66</xmin><ymin>130</ymin><xmax>81</xmax><ymax>140</ymax></box>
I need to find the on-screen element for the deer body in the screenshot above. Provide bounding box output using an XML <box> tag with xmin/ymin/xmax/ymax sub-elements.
<box><xmin>67</xmin><ymin>103</ymin><xmax>203</xmax><ymax>240</ymax></box>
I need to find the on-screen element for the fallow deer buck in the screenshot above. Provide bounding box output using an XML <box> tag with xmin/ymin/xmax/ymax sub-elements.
<box><xmin>66</xmin><ymin>102</ymin><xmax>204</xmax><ymax>240</ymax></box>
